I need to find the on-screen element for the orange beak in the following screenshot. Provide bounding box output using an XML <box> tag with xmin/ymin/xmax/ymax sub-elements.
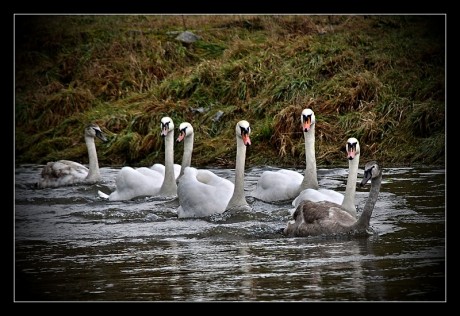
<box><xmin>176</xmin><ymin>132</ymin><xmax>185</xmax><ymax>143</ymax></box>
<box><xmin>303</xmin><ymin>117</ymin><xmax>312</xmax><ymax>132</ymax></box>
<box><xmin>347</xmin><ymin>148</ymin><xmax>356</xmax><ymax>160</ymax></box>
<box><xmin>242</xmin><ymin>134</ymin><xmax>251</xmax><ymax>146</ymax></box>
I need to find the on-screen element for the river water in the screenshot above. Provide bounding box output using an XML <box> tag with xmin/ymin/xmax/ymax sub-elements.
<box><xmin>14</xmin><ymin>164</ymin><xmax>446</xmax><ymax>302</ymax></box>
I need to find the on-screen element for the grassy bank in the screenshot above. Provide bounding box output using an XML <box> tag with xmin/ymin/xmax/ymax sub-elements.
<box><xmin>15</xmin><ymin>15</ymin><xmax>445</xmax><ymax>169</ymax></box>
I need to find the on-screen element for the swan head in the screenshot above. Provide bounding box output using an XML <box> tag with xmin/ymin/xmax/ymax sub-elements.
<box><xmin>236</xmin><ymin>120</ymin><xmax>251</xmax><ymax>146</ymax></box>
<box><xmin>301</xmin><ymin>108</ymin><xmax>316</xmax><ymax>132</ymax></box>
<box><xmin>160</xmin><ymin>117</ymin><xmax>174</xmax><ymax>137</ymax></box>
<box><xmin>85</xmin><ymin>123</ymin><xmax>107</xmax><ymax>142</ymax></box>
<box><xmin>360</xmin><ymin>161</ymin><xmax>380</xmax><ymax>187</ymax></box>
<box><xmin>176</xmin><ymin>122</ymin><xmax>193</xmax><ymax>143</ymax></box>
<box><xmin>346</xmin><ymin>137</ymin><xmax>360</xmax><ymax>160</ymax></box>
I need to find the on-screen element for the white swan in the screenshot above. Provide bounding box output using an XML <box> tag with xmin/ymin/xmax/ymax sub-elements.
<box><xmin>177</xmin><ymin>120</ymin><xmax>251</xmax><ymax>218</ymax></box>
<box><xmin>98</xmin><ymin>117</ymin><xmax>180</xmax><ymax>201</ymax></box>
<box><xmin>292</xmin><ymin>137</ymin><xmax>360</xmax><ymax>218</ymax></box>
<box><xmin>283</xmin><ymin>161</ymin><xmax>382</xmax><ymax>237</ymax></box>
<box><xmin>250</xmin><ymin>108</ymin><xmax>318</xmax><ymax>202</ymax></box>
<box><xmin>37</xmin><ymin>123</ymin><xmax>107</xmax><ymax>188</ymax></box>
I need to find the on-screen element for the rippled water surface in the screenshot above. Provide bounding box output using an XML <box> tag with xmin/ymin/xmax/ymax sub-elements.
<box><xmin>15</xmin><ymin>164</ymin><xmax>446</xmax><ymax>301</ymax></box>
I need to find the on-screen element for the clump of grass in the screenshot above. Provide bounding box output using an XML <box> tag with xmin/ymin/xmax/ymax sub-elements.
<box><xmin>217</xmin><ymin>15</ymin><xmax>265</xmax><ymax>31</ymax></box>
<box><xmin>272</xmin><ymin>105</ymin><xmax>303</xmax><ymax>158</ymax></box>
<box><xmin>318</xmin><ymin>50</ymin><xmax>356</xmax><ymax>79</ymax></box>
<box><xmin>406</xmin><ymin>100</ymin><xmax>445</xmax><ymax>137</ymax></box>
<box><xmin>273</xmin><ymin>78</ymin><xmax>315</xmax><ymax>102</ymax></box>
<box><xmin>47</xmin><ymin>86</ymin><xmax>94</xmax><ymax>114</ymax></box>
<box><xmin>412</xmin><ymin>132</ymin><xmax>445</xmax><ymax>165</ymax></box>
<box><xmin>323</xmin><ymin>70</ymin><xmax>383</xmax><ymax>113</ymax></box>
<box><xmin>130</xmin><ymin>113</ymin><xmax>155</xmax><ymax>135</ymax></box>
<box><xmin>106</xmin><ymin>131</ymin><xmax>143</xmax><ymax>164</ymax></box>
<box><xmin>105</xmin><ymin>114</ymin><xmax>130</xmax><ymax>134</ymax></box>
<box><xmin>222</xmin><ymin>38</ymin><xmax>254</xmax><ymax>61</ymax></box>
<box><xmin>16</xmin><ymin>81</ymin><xmax>92</xmax><ymax>128</ymax></box>
<box><xmin>26</xmin><ymin>136</ymin><xmax>73</xmax><ymax>164</ymax></box>
<box><xmin>193</xmin><ymin>41</ymin><xmax>226</xmax><ymax>59</ymax></box>
<box><xmin>253</xmin><ymin>117</ymin><xmax>274</xmax><ymax>142</ymax></box>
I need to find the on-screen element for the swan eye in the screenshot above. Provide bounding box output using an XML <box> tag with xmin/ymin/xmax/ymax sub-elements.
<box><xmin>303</xmin><ymin>114</ymin><xmax>311</xmax><ymax>124</ymax></box>
<box><xmin>240</xmin><ymin>126</ymin><xmax>250</xmax><ymax>136</ymax></box>
<box><xmin>365</xmin><ymin>165</ymin><xmax>375</xmax><ymax>176</ymax></box>
<box><xmin>347</xmin><ymin>142</ymin><xmax>357</xmax><ymax>151</ymax></box>
<box><xmin>369</xmin><ymin>165</ymin><xmax>376</xmax><ymax>174</ymax></box>
<box><xmin>161</xmin><ymin>120</ymin><xmax>172</xmax><ymax>137</ymax></box>
<box><xmin>161</xmin><ymin>121</ymin><xmax>171</xmax><ymax>131</ymax></box>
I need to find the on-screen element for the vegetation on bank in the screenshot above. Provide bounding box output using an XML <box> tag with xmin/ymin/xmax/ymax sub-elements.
<box><xmin>15</xmin><ymin>15</ymin><xmax>445</xmax><ymax>169</ymax></box>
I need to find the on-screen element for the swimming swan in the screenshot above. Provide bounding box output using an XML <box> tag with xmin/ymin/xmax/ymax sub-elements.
<box><xmin>37</xmin><ymin>123</ymin><xmax>107</xmax><ymax>188</ymax></box>
<box><xmin>97</xmin><ymin>117</ymin><xmax>180</xmax><ymax>201</ymax></box>
<box><xmin>283</xmin><ymin>161</ymin><xmax>382</xmax><ymax>237</ymax></box>
<box><xmin>250</xmin><ymin>108</ymin><xmax>318</xmax><ymax>202</ymax></box>
<box><xmin>292</xmin><ymin>137</ymin><xmax>360</xmax><ymax>218</ymax></box>
<box><xmin>177</xmin><ymin>120</ymin><xmax>251</xmax><ymax>218</ymax></box>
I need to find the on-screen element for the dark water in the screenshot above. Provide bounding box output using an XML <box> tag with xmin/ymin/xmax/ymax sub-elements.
<box><xmin>14</xmin><ymin>164</ymin><xmax>445</xmax><ymax>302</ymax></box>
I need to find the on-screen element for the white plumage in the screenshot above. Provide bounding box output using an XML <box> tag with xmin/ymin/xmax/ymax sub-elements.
<box><xmin>250</xmin><ymin>108</ymin><xmax>318</xmax><ymax>202</ymax></box>
<box><xmin>98</xmin><ymin>117</ymin><xmax>180</xmax><ymax>201</ymax></box>
<box><xmin>177</xmin><ymin>120</ymin><xmax>252</xmax><ymax>218</ymax></box>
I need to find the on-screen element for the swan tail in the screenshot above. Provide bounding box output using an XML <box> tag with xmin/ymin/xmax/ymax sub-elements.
<box><xmin>97</xmin><ymin>190</ymin><xmax>109</xmax><ymax>199</ymax></box>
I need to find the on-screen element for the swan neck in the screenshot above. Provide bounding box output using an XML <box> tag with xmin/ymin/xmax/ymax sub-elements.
<box><xmin>226</xmin><ymin>136</ymin><xmax>248</xmax><ymax>210</ymax></box>
<box><xmin>354</xmin><ymin>171</ymin><xmax>382</xmax><ymax>230</ymax></box>
<box><xmin>300</xmin><ymin>124</ymin><xmax>318</xmax><ymax>190</ymax></box>
<box><xmin>85</xmin><ymin>135</ymin><xmax>100</xmax><ymax>181</ymax></box>
<box><xmin>179</xmin><ymin>135</ymin><xmax>193</xmax><ymax>179</ymax></box>
<box><xmin>160</xmin><ymin>131</ymin><xmax>177</xmax><ymax>196</ymax></box>
<box><xmin>341</xmin><ymin>153</ymin><xmax>360</xmax><ymax>217</ymax></box>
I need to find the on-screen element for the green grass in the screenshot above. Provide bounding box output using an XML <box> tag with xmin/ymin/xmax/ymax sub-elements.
<box><xmin>15</xmin><ymin>15</ymin><xmax>445</xmax><ymax>168</ymax></box>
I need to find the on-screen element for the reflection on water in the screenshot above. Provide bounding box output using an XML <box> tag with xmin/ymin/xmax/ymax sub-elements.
<box><xmin>14</xmin><ymin>164</ymin><xmax>445</xmax><ymax>301</ymax></box>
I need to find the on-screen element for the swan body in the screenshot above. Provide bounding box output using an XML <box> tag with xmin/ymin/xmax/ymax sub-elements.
<box><xmin>292</xmin><ymin>137</ymin><xmax>361</xmax><ymax>218</ymax></box>
<box><xmin>283</xmin><ymin>161</ymin><xmax>382</xmax><ymax>237</ymax></box>
<box><xmin>37</xmin><ymin>123</ymin><xmax>107</xmax><ymax>188</ymax></box>
<box><xmin>150</xmin><ymin>163</ymin><xmax>181</xmax><ymax>178</ymax></box>
<box><xmin>99</xmin><ymin>164</ymin><xmax>181</xmax><ymax>201</ymax></box>
<box><xmin>98</xmin><ymin>117</ymin><xmax>180</xmax><ymax>201</ymax></box>
<box><xmin>177</xmin><ymin>120</ymin><xmax>251</xmax><ymax>218</ymax></box>
<box><xmin>250</xmin><ymin>169</ymin><xmax>303</xmax><ymax>202</ymax></box>
<box><xmin>177</xmin><ymin>167</ymin><xmax>234</xmax><ymax>218</ymax></box>
<box><xmin>250</xmin><ymin>108</ymin><xmax>318</xmax><ymax>202</ymax></box>
<box><xmin>295</xmin><ymin>188</ymin><xmax>344</xmax><ymax>204</ymax></box>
